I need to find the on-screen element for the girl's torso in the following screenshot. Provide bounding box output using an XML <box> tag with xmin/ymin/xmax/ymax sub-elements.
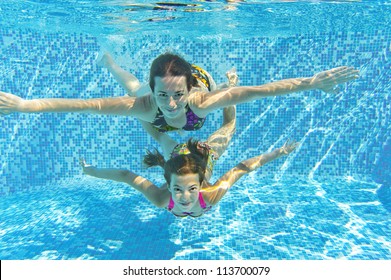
<box><xmin>167</xmin><ymin>191</ymin><xmax>212</xmax><ymax>218</ymax></box>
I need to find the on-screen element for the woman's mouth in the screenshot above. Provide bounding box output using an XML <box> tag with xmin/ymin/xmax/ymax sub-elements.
<box><xmin>166</xmin><ymin>104</ymin><xmax>184</xmax><ymax>112</ymax></box>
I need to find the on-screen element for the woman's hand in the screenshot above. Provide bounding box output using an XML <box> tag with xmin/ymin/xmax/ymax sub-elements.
<box><xmin>280</xmin><ymin>139</ymin><xmax>299</xmax><ymax>155</ymax></box>
<box><xmin>310</xmin><ymin>66</ymin><xmax>359</xmax><ymax>93</ymax></box>
<box><xmin>0</xmin><ymin>91</ymin><xmax>25</xmax><ymax>115</ymax></box>
<box><xmin>226</xmin><ymin>67</ymin><xmax>239</xmax><ymax>87</ymax></box>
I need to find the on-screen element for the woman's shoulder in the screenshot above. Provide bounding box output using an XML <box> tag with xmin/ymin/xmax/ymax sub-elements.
<box><xmin>188</xmin><ymin>90</ymin><xmax>208</xmax><ymax>116</ymax></box>
<box><xmin>135</xmin><ymin>94</ymin><xmax>159</xmax><ymax>120</ymax></box>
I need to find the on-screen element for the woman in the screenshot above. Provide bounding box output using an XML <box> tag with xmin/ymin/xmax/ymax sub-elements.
<box><xmin>0</xmin><ymin>52</ymin><xmax>359</xmax><ymax>138</ymax></box>
<box><xmin>80</xmin><ymin>106</ymin><xmax>298</xmax><ymax>218</ymax></box>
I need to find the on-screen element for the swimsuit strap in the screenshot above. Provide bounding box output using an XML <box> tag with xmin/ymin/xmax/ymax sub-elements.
<box><xmin>168</xmin><ymin>196</ymin><xmax>175</xmax><ymax>211</ymax></box>
<box><xmin>198</xmin><ymin>192</ymin><xmax>207</xmax><ymax>209</ymax></box>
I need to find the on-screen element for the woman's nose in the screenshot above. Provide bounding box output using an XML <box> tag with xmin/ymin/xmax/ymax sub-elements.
<box><xmin>168</xmin><ymin>96</ymin><xmax>177</xmax><ymax>107</ymax></box>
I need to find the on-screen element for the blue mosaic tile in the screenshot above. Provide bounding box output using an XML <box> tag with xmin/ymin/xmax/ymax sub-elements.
<box><xmin>0</xmin><ymin>27</ymin><xmax>391</xmax><ymax>260</ymax></box>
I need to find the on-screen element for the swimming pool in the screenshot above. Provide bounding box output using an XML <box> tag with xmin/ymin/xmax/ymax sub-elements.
<box><xmin>0</xmin><ymin>0</ymin><xmax>390</xmax><ymax>260</ymax></box>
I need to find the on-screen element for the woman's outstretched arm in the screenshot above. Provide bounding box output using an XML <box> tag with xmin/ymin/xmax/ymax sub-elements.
<box><xmin>80</xmin><ymin>158</ymin><xmax>170</xmax><ymax>208</ymax></box>
<box><xmin>0</xmin><ymin>90</ymin><xmax>154</xmax><ymax>120</ymax></box>
<box><xmin>204</xmin><ymin>140</ymin><xmax>299</xmax><ymax>205</ymax></box>
<box><xmin>191</xmin><ymin>66</ymin><xmax>359</xmax><ymax>116</ymax></box>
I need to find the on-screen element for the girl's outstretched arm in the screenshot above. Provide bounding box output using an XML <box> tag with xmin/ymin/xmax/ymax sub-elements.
<box><xmin>204</xmin><ymin>140</ymin><xmax>299</xmax><ymax>205</ymax></box>
<box><xmin>79</xmin><ymin>158</ymin><xmax>170</xmax><ymax>208</ymax></box>
<box><xmin>191</xmin><ymin>66</ymin><xmax>359</xmax><ymax>116</ymax></box>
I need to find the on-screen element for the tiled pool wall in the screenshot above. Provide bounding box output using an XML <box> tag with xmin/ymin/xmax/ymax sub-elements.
<box><xmin>0</xmin><ymin>29</ymin><xmax>390</xmax><ymax>195</ymax></box>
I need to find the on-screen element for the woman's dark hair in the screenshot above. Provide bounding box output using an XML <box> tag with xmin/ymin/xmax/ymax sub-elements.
<box><xmin>143</xmin><ymin>138</ymin><xmax>210</xmax><ymax>185</ymax></box>
<box><xmin>149</xmin><ymin>52</ymin><xmax>198</xmax><ymax>92</ymax></box>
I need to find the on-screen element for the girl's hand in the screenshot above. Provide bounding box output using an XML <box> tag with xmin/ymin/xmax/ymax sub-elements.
<box><xmin>310</xmin><ymin>66</ymin><xmax>359</xmax><ymax>93</ymax></box>
<box><xmin>0</xmin><ymin>91</ymin><xmax>25</xmax><ymax>115</ymax></box>
<box><xmin>96</xmin><ymin>52</ymin><xmax>114</xmax><ymax>68</ymax></box>
<box><xmin>79</xmin><ymin>157</ymin><xmax>95</xmax><ymax>175</ymax></box>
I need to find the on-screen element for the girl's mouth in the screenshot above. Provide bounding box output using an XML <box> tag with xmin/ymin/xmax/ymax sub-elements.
<box><xmin>180</xmin><ymin>202</ymin><xmax>191</xmax><ymax>207</ymax></box>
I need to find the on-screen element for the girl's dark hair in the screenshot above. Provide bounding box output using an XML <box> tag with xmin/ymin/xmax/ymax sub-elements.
<box><xmin>143</xmin><ymin>138</ymin><xmax>210</xmax><ymax>185</ymax></box>
<box><xmin>143</xmin><ymin>148</ymin><xmax>166</xmax><ymax>168</ymax></box>
<box><xmin>149</xmin><ymin>52</ymin><xmax>198</xmax><ymax>92</ymax></box>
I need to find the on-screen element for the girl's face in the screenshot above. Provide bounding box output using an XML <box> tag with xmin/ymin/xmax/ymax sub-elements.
<box><xmin>169</xmin><ymin>173</ymin><xmax>201</xmax><ymax>212</ymax></box>
<box><xmin>153</xmin><ymin>75</ymin><xmax>189</xmax><ymax>118</ymax></box>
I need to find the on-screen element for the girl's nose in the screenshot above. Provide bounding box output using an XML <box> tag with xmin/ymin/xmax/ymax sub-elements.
<box><xmin>182</xmin><ymin>191</ymin><xmax>191</xmax><ymax>200</ymax></box>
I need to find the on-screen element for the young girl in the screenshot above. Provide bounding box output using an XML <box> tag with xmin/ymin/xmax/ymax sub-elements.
<box><xmin>80</xmin><ymin>106</ymin><xmax>298</xmax><ymax>217</ymax></box>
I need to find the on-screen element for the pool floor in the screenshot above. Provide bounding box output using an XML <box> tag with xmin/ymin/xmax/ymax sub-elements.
<box><xmin>1</xmin><ymin>175</ymin><xmax>390</xmax><ymax>260</ymax></box>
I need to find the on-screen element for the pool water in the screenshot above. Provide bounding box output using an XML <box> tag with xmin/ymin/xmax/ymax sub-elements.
<box><xmin>1</xmin><ymin>176</ymin><xmax>389</xmax><ymax>260</ymax></box>
<box><xmin>0</xmin><ymin>0</ymin><xmax>390</xmax><ymax>260</ymax></box>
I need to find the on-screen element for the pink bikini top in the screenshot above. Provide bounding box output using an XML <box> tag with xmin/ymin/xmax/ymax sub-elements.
<box><xmin>167</xmin><ymin>192</ymin><xmax>212</xmax><ymax>218</ymax></box>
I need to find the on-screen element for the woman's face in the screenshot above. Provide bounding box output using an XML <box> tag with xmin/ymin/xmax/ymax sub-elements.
<box><xmin>169</xmin><ymin>173</ymin><xmax>201</xmax><ymax>212</ymax></box>
<box><xmin>153</xmin><ymin>75</ymin><xmax>190</xmax><ymax>118</ymax></box>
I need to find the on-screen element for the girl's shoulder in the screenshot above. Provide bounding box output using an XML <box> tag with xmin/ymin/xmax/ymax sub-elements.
<box><xmin>155</xmin><ymin>186</ymin><xmax>172</xmax><ymax>209</ymax></box>
<box><xmin>200</xmin><ymin>182</ymin><xmax>218</xmax><ymax>205</ymax></box>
